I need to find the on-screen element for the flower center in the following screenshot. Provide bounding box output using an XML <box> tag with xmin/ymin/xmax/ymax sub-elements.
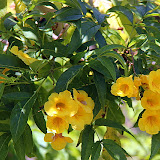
<box><xmin>147</xmin><ymin>99</ymin><xmax>155</xmax><ymax>107</ymax></box>
<box><xmin>80</xmin><ymin>100</ymin><xmax>87</xmax><ymax>105</ymax></box>
<box><xmin>120</xmin><ymin>84</ymin><xmax>129</xmax><ymax>94</ymax></box>
<box><xmin>147</xmin><ymin>116</ymin><xmax>157</xmax><ymax>125</ymax></box>
<box><xmin>56</xmin><ymin>102</ymin><xmax>65</xmax><ymax>110</ymax></box>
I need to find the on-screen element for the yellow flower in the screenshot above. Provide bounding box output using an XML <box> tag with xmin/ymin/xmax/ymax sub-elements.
<box><xmin>44</xmin><ymin>90</ymin><xmax>79</xmax><ymax>117</ymax></box>
<box><xmin>10</xmin><ymin>46</ymin><xmax>37</xmax><ymax>65</ymax></box>
<box><xmin>73</xmin><ymin>88</ymin><xmax>94</xmax><ymax>113</ymax></box>
<box><xmin>44</xmin><ymin>133</ymin><xmax>73</xmax><ymax>150</ymax></box>
<box><xmin>66</xmin><ymin>106</ymin><xmax>93</xmax><ymax>131</ymax></box>
<box><xmin>140</xmin><ymin>74</ymin><xmax>149</xmax><ymax>90</ymax></box>
<box><xmin>141</xmin><ymin>90</ymin><xmax>160</xmax><ymax>110</ymax></box>
<box><xmin>138</xmin><ymin>110</ymin><xmax>160</xmax><ymax>134</ymax></box>
<box><xmin>149</xmin><ymin>69</ymin><xmax>160</xmax><ymax>93</ymax></box>
<box><xmin>46</xmin><ymin>115</ymin><xmax>69</xmax><ymax>133</ymax></box>
<box><xmin>111</xmin><ymin>76</ymin><xmax>134</xmax><ymax>98</ymax></box>
<box><xmin>134</xmin><ymin>77</ymin><xmax>141</xmax><ymax>87</ymax></box>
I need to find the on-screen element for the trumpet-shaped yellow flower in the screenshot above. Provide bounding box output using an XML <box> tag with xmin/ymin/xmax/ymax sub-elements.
<box><xmin>141</xmin><ymin>90</ymin><xmax>160</xmax><ymax>110</ymax></box>
<box><xmin>138</xmin><ymin>110</ymin><xmax>160</xmax><ymax>134</ymax></box>
<box><xmin>44</xmin><ymin>90</ymin><xmax>78</xmax><ymax>117</ymax></box>
<box><xmin>111</xmin><ymin>76</ymin><xmax>134</xmax><ymax>98</ymax></box>
<box><xmin>44</xmin><ymin>133</ymin><xmax>73</xmax><ymax>150</ymax></box>
<box><xmin>149</xmin><ymin>69</ymin><xmax>160</xmax><ymax>93</ymax></box>
<box><xmin>10</xmin><ymin>46</ymin><xmax>37</xmax><ymax>65</ymax></box>
<box><xmin>140</xmin><ymin>74</ymin><xmax>149</xmax><ymax>90</ymax></box>
<box><xmin>134</xmin><ymin>77</ymin><xmax>141</xmax><ymax>87</ymax></box>
<box><xmin>73</xmin><ymin>88</ymin><xmax>94</xmax><ymax>113</ymax></box>
<box><xmin>46</xmin><ymin>115</ymin><xmax>69</xmax><ymax>133</ymax></box>
<box><xmin>66</xmin><ymin>106</ymin><xmax>93</xmax><ymax>131</ymax></box>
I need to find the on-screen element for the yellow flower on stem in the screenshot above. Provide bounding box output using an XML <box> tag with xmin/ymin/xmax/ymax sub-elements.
<box><xmin>46</xmin><ymin>115</ymin><xmax>69</xmax><ymax>134</ymax></box>
<box><xmin>111</xmin><ymin>76</ymin><xmax>134</xmax><ymax>98</ymax></box>
<box><xmin>44</xmin><ymin>133</ymin><xmax>73</xmax><ymax>150</ymax></box>
<box><xmin>66</xmin><ymin>106</ymin><xmax>93</xmax><ymax>131</ymax></box>
<box><xmin>140</xmin><ymin>74</ymin><xmax>149</xmax><ymax>90</ymax></box>
<box><xmin>73</xmin><ymin>88</ymin><xmax>94</xmax><ymax>113</ymax></box>
<box><xmin>141</xmin><ymin>90</ymin><xmax>160</xmax><ymax>110</ymax></box>
<box><xmin>10</xmin><ymin>46</ymin><xmax>37</xmax><ymax>65</ymax></box>
<box><xmin>44</xmin><ymin>90</ymin><xmax>78</xmax><ymax>117</ymax></box>
<box><xmin>138</xmin><ymin>110</ymin><xmax>160</xmax><ymax>134</ymax></box>
<box><xmin>149</xmin><ymin>69</ymin><xmax>160</xmax><ymax>93</ymax></box>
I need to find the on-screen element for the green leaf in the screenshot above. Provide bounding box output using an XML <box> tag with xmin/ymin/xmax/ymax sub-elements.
<box><xmin>2</xmin><ymin>92</ymin><xmax>32</xmax><ymax>100</ymax></box>
<box><xmin>95</xmin><ymin>118</ymin><xmax>134</xmax><ymax>137</ymax></box>
<box><xmin>23</xmin><ymin>124</ymin><xmax>34</xmax><ymax>157</ymax></box>
<box><xmin>99</xmin><ymin>51</ymin><xmax>128</xmax><ymax>77</ymax></box>
<box><xmin>102</xmin><ymin>139</ymin><xmax>128</xmax><ymax>160</ymax></box>
<box><xmin>147</xmin><ymin>42</ymin><xmax>160</xmax><ymax>55</ymax></box>
<box><xmin>0</xmin><ymin>133</ymin><xmax>11</xmax><ymax>160</ymax></box>
<box><xmin>13</xmin><ymin>134</ymin><xmax>25</xmax><ymax>160</ymax></box>
<box><xmin>107</xmin><ymin>101</ymin><xmax>125</xmax><ymax>124</ymax></box>
<box><xmin>32</xmin><ymin>91</ymin><xmax>47</xmax><ymax>134</ymax></box>
<box><xmin>108</xmin><ymin>6</ymin><xmax>133</xmax><ymax>23</ymax></box>
<box><xmin>0</xmin><ymin>123</ymin><xmax>10</xmax><ymax>132</ymax></box>
<box><xmin>150</xmin><ymin>133</ymin><xmax>160</xmax><ymax>160</ymax></box>
<box><xmin>95</xmin><ymin>31</ymin><xmax>107</xmax><ymax>48</ymax></box>
<box><xmin>54</xmin><ymin>7</ymin><xmax>82</xmax><ymax>22</ymax></box>
<box><xmin>81</xmin><ymin>21</ymin><xmax>101</xmax><ymax>43</ymax></box>
<box><xmin>97</xmin><ymin>56</ymin><xmax>116</xmax><ymax>82</ymax></box>
<box><xmin>81</xmin><ymin>125</ymin><xmax>94</xmax><ymax>160</ymax></box>
<box><xmin>10</xmin><ymin>92</ymin><xmax>38</xmax><ymax>142</ymax></box>
<box><xmin>0</xmin><ymin>54</ymin><xmax>28</xmax><ymax>69</ymax></box>
<box><xmin>37</xmin><ymin>1</ymin><xmax>59</xmax><ymax>11</ymax></box>
<box><xmin>54</xmin><ymin>65</ymin><xmax>83</xmax><ymax>92</ymax></box>
<box><xmin>0</xmin><ymin>111</ymin><xmax>10</xmax><ymax>120</ymax></box>
<box><xmin>93</xmin><ymin>70</ymin><xmax>106</xmax><ymax>110</ymax></box>
<box><xmin>91</xmin><ymin>141</ymin><xmax>101</xmax><ymax>160</ymax></box>
<box><xmin>67</xmin><ymin>28</ymin><xmax>82</xmax><ymax>55</ymax></box>
<box><xmin>0</xmin><ymin>83</ymin><xmax>5</xmax><ymax>100</ymax></box>
<box><xmin>89</xmin><ymin>60</ymin><xmax>112</xmax><ymax>80</ymax></box>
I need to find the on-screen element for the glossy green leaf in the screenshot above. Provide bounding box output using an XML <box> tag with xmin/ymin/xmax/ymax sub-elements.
<box><xmin>0</xmin><ymin>133</ymin><xmax>11</xmax><ymax>160</ymax></box>
<box><xmin>13</xmin><ymin>134</ymin><xmax>25</xmax><ymax>160</ymax></box>
<box><xmin>108</xmin><ymin>6</ymin><xmax>133</xmax><ymax>23</ymax></box>
<box><xmin>10</xmin><ymin>93</ymin><xmax>37</xmax><ymax>142</ymax></box>
<box><xmin>0</xmin><ymin>54</ymin><xmax>28</xmax><ymax>69</ymax></box>
<box><xmin>102</xmin><ymin>139</ymin><xmax>128</xmax><ymax>160</ymax></box>
<box><xmin>54</xmin><ymin>7</ymin><xmax>82</xmax><ymax>22</ymax></box>
<box><xmin>81</xmin><ymin>125</ymin><xmax>94</xmax><ymax>160</ymax></box>
<box><xmin>97</xmin><ymin>56</ymin><xmax>116</xmax><ymax>82</ymax></box>
<box><xmin>54</xmin><ymin>65</ymin><xmax>83</xmax><ymax>92</ymax></box>
<box><xmin>148</xmin><ymin>42</ymin><xmax>160</xmax><ymax>55</ymax></box>
<box><xmin>95</xmin><ymin>31</ymin><xmax>107</xmax><ymax>48</ymax></box>
<box><xmin>93</xmin><ymin>70</ymin><xmax>106</xmax><ymax>110</ymax></box>
<box><xmin>95</xmin><ymin>118</ymin><xmax>134</xmax><ymax>137</ymax></box>
<box><xmin>91</xmin><ymin>141</ymin><xmax>101</xmax><ymax>160</ymax></box>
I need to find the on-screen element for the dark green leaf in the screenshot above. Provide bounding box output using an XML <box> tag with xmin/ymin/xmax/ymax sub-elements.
<box><xmin>97</xmin><ymin>56</ymin><xmax>116</xmax><ymax>81</ymax></box>
<box><xmin>0</xmin><ymin>83</ymin><xmax>5</xmax><ymax>100</ymax></box>
<box><xmin>54</xmin><ymin>65</ymin><xmax>83</xmax><ymax>92</ymax></box>
<box><xmin>81</xmin><ymin>125</ymin><xmax>94</xmax><ymax>160</ymax></box>
<box><xmin>10</xmin><ymin>93</ymin><xmax>37</xmax><ymax>142</ymax></box>
<box><xmin>54</xmin><ymin>7</ymin><xmax>82</xmax><ymax>22</ymax></box>
<box><xmin>95</xmin><ymin>31</ymin><xmax>107</xmax><ymax>48</ymax></box>
<box><xmin>13</xmin><ymin>134</ymin><xmax>25</xmax><ymax>160</ymax></box>
<box><xmin>0</xmin><ymin>123</ymin><xmax>10</xmax><ymax>132</ymax></box>
<box><xmin>102</xmin><ymin>139</ymin><xmax>128</xmax><ymax>160</ymax></box>
<box><xmin>0</xmin><ymin>111</ymin><xmax>10</xmax><ymax>120</ymax></box>
<box><xmin>37</xmin><ymin>1</ymin><xmax>59</xmax><ymax>11</ymax></box>
<box><xmin>23</xmin><ymin>124</ymin><xmax>34</xmax><ymax>157</ymax></box>
<box><xmin>0</xmin><ymin>54</ymin><xmax>28</xmax><ymax>69</ymax></box>
<box><xmin>93</xmin><ymin>70</ymin><xmax>106</xmax><ymax>110</ymax></box>
<box><xmin>147</xmin><ymin>42</ymin><xmax>160</xmax><ymax>55</ymax></box>
<box><xmin>2</xmin><ymin>92</ymin><xmax>32</xmax><ymax>100</ymax></box>
<box><xmin>108</xmin><ymin>6</ymin><xmax>133</xmax><ymax>23</ymax></box>
<box><xmin>95</xmin><ymin>118</ymin><xmax>134</xmax><ymax>137</ymax></box>
<box><xmin>0</xmin><ymin>133</ymin><xmax>11</xmax><ymax>160</ymax></box>
<box><xmin>107</xmin><ymin>101</ymin><xmax>125</xmax><ymax>124</ymax></box>
<box><xmin>91</xmin><ymin>141</ymin><xmax>101</xmax><ymax>160</ymax></box>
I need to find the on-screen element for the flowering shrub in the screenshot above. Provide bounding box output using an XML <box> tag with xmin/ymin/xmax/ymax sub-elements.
<box><xmin>0</xmin><ymin>0</ymin><xmax>160</xmax><ymax>159</ymax></box>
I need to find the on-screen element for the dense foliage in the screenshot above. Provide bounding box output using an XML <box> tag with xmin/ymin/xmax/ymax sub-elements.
<box><xmin>0</xmin><ymin>0</ymin><xmax>160</xmax><ymax>159</ymax></box>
